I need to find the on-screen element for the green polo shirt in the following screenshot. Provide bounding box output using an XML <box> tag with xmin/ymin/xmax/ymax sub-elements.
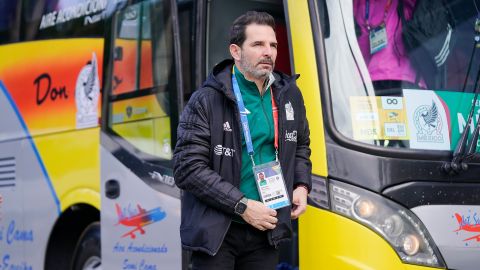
<box><xmin>233</xmin><ymin>65</ymin><xmax>276</xmax><ymax>202</ymax></box>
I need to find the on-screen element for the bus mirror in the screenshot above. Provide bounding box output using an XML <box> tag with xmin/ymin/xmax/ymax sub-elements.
<box><xmin>114</xmin><ymin>46</ymin><xmax>123</xmax><ymax>61</ymax></box>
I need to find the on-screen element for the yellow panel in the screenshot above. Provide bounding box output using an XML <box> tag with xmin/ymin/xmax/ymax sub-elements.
<box><xmin>61</xmin><ymin>188</ymin><xmax>100</xmax><ymax>211</ymax></box>
<box><xmin>33</xmin><ymin>128</ymin><xmax>100</xmax><ymax>210</ymax></box>
<box><xmin>111</xmin><ymin>94</ymin><xmax>168</xmax><ymax>123</ymax></box>
<box><xmin>286</xmin><ymin>0</ymin><xmax>327</xmax><ymax>178</ymax></box>
<box><xmin>299</xmin><ymin>206</ymin><xmax>444</xmax><ymax>270</ymax></box>
<box><xmin>113</xmin><ymin>120</ymin><xmax>156</xmax><ymax>153</ymax></box>
<box><xmin>112</xmin><ymin>117</ymin><xmax>172</xmax><ymax>159</ymax></box>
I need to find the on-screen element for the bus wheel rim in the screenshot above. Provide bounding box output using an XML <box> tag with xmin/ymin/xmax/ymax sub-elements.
<box><xmin>82</xmin><ymin>256</ymin><xmax>101</xmax><ymax>270</ymax></box>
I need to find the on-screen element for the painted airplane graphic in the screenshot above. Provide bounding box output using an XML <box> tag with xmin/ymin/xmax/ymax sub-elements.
<box><xmin>454</xmin><ymin>213</ymin><xmax>480</xmax><ymax>242</ymax></box>
<box><xmin>116</xmin><ymin>203</ymin><xmax>166</xmax><ymax>239</ymax></box>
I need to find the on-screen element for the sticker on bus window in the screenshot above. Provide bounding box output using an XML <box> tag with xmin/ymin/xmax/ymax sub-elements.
<box><xmin>403</xmin><ymin>89</ymin><xmax>451</xmax><ymax>150</ymax></box>
<box><xmin>350</xmin><ymin>96</ymin><xmax>409</xmax><ymax>141</ymax></box>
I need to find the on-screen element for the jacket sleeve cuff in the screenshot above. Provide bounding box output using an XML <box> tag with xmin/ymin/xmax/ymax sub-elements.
<box><xmin>229</xmin><ymin>189</ymin><xmax>245</xmax><ymax>214</ymax></box>
<box><xmin>294</xmin><ymin>182</ymin><xmax>311</xmax><ymax>194</ymax></box>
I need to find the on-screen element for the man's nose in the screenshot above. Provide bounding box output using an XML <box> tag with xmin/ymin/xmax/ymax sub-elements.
<box><xmin>263</xmin><ymin>45</ymin><xmax>274</xmax><ymax>56</ymax></box>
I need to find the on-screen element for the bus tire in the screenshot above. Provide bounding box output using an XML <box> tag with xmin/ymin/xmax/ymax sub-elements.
<box><xmin>72</xmin><ymin>222</ymin><xmax>101</xmax><ymax>270</ymax></box>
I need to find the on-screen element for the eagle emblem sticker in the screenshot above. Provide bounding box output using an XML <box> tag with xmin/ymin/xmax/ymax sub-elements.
<box><xmin>413</xmin><ymin>102</ymin><xmax>443</xmax><ymax>142</ymax></box>
<box><xmin>403</xmin><ymin>89</ymin><xmax>450</xmax><ymax>150</ymax></box>
<box><xmin>76</xmin><ymin>52</ymin><xmax>100</xmax><ymax>129</ymax></box>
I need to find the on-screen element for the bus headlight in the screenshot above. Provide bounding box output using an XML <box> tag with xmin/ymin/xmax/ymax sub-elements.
<box><xmin>354</xmin><ymin>198</ymin><xmax>376</xmax><ymax>218</ymax></box>
<box><xmin>402</xmin><ymin>234</ymin><xmax>420</xmax><ymax>256</ymax></box>
<box><xmin>329</xmin><ymin>179</ymin><xmax>446</xmax><ymax>268</ymax></box>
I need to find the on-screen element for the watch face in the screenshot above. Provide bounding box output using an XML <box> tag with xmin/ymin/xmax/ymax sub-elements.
<box><xmin>236</xmin><ymin>201</ymin><xmax>247</xmax><ymax>214</ymax></box>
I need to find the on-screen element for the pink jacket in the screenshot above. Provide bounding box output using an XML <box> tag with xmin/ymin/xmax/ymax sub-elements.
<box><xmin>354</xmin><ymin>0</ymin><xmax>419</xmax><ymax>84</ymax></box>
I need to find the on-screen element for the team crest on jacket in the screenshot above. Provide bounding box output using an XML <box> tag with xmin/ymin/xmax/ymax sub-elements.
<box><xmin>285</xmin><ymin>101</ymin><xmax>294</xmax><ymax>120</ymax></box>
<box><xmin>223</xmin><ymin>121</ymin><xmax>232</xmax><ymax>132</ymax></box>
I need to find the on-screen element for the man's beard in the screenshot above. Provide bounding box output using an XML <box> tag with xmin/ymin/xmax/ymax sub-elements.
<box><xmin>239</xmin><ymin>54</ymin><xmax>274</xmax><ymax>80</ymax></box>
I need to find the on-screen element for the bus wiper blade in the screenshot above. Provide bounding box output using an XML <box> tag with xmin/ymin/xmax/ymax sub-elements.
<box><xmin>442</xmin><ymin>68</ymin><xmax>480</xmax><ymax>175</ymax></box>
<box><xmin>463</xmin><ymin>112</ymin><xmax>480</xmax><ymax>162</ymax></box>
<box><xmin>442</xmin><ymin>119</ymin><xmax>471</xmax><ymax>175</ymax></box>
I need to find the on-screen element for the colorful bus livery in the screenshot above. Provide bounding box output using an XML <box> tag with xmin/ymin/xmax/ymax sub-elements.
<box><xmin>0</xmin><ymin>38</ymin><xmax>104</xmax><ymax>269</ymax></box>
<box><xmin>0</xmin><ymin>39</ymin><xmax>104</xmax><ymax>137</ymax></box>
<box><xmin>454</xmin><ymin>212</ymin><xmax>480</xmax><ymax>243</ymax></box>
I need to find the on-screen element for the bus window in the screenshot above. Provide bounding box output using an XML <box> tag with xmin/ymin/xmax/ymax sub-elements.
<box><xmin>0</xmin><ymin>1</ymin><xmax>21</xmax><ymax>44</ymax></box>
<box><xmin>107</xmin><ymin>0</ymin><xmax>176</xmax><ymax>161</ymax></box>
<box><xmin>321</xmin><ymin>0</ymin><xmax>480</xmax><ymax>152</ymax></box>
<box><xmin>112</xmin><ymin>5</ymin><xmax>142</xmax><ymax>94</ymax></box>
<box><xmin>177</xmin><ymin>0</ymin><xmax>195</xmax><ymax>100</ymax></box>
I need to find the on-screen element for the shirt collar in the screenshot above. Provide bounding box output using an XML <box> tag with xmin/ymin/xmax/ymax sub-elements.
<box><xmin>233</xmin><ymin>65</ymin><xmax>276</xmax><ymax>95</ymax></box>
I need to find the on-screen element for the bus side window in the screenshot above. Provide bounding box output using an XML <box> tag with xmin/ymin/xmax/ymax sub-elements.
<box><xmin>107</xmin><ymin>0</ymin><xmax>177</xmax><ymax>161</ymax></box>
<box><xmin>0</xmin><ymin>1</ymin><xmax>21</xmax><ymax>44</ymax></box>
<box><xmin>112</xmin><ymin>4</ymin><xmax>142</xmax><ymax>94</ymax></box>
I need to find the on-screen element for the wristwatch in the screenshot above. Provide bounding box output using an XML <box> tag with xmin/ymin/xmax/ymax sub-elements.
<box><xmin>234</xmin><ymin>197</ymin><xmax>248</xmax><ymax>215</ymax></box>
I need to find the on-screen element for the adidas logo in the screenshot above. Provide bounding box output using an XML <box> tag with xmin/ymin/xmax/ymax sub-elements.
<box><xmin>223</xmin><ymin>121</ymin><xmax>232</xmax><ymax>132</ymax></box>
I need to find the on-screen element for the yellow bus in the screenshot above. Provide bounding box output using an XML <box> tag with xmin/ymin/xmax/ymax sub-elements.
<box><xmin>0</xmin><ymin>0</ymin><xmax>478</xmax><ymax>269</ymax></box>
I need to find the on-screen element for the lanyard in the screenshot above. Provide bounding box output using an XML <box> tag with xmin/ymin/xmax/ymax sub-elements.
<box><xmin>231</xmin><ymin>73</ymin><xmax>279</xmax><ymax>166</ymax></box>
<box><xmin>365</xmin><ymin>0</ymin><xmax>392</xmax><ymax>30</ymax></box>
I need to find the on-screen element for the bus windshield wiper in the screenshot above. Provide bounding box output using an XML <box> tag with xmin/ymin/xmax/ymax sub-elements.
<box><xmin>463</xmin><ymin>106</ymin><xmax>480</xmax><ymax>163</ymax></box>
<box><xmin>442</xmin><ymin>64</ymin><xmax>480</xmax><ymax>175</ymax></box>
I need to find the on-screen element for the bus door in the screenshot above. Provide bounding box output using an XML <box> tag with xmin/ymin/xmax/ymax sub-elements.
<box><xmin>100</xmin><ymin>0</ymin><xmax>183</xmax><ymax>269</ymax></box>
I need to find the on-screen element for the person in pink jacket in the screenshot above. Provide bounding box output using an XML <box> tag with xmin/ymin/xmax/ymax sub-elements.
<box><xmin>354</xmin><ymin>0</ymin><xmax>424</xmax><ymax>95</ymax></box>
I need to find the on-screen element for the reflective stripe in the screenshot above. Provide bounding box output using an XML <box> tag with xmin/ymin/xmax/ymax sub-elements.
<box><xmin>434</xmin><ymin>24</ymin><xmax>452</xmax><ymax>67</ymax></box>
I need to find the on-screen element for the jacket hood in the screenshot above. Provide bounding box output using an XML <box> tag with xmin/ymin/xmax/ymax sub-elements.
<box><xmin>203</xmin><ymin>59</ymin><xmax>299</xmax><ymax>101</ymax></box>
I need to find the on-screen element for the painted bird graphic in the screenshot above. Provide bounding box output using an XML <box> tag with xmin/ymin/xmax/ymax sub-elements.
<box><xmin>421</xmin><ymin>102</ymin><xmax>438</xmax><ymax>129</ymax></box>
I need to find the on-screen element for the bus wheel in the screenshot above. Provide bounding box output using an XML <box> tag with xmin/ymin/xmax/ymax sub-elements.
<box><xmin>72</xmin><ymin>222</ymin><xmax>101</xmax><ymax>270</ymax></box>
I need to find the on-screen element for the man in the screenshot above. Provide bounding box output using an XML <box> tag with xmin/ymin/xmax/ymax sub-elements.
<box><xmin>173</xmin><ymin>11</ymin><xmax>311</xmax><ymax>270</ymax></box>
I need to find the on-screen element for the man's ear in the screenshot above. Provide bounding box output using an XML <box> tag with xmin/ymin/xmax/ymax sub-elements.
<box><xmin>229</xmin><ymin>44</ymin><xmax>241</xmax><ymax>61</ymax></box>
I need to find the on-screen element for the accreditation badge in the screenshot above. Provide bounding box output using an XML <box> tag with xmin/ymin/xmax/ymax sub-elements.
<box><xmin>253</xmin><ymin>161</ymin><xmax>290</xmax><ymax>210</ymax></box>
<box><xmin>369</xmin><ymin>23</ymin><xmax>387</xmax><ymax>54</ymax></box>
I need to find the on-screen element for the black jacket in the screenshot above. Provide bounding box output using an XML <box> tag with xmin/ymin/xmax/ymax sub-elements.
<box><xmin>173</xmin><ymin>59</ymin><xmax>312</xmax><ymax>255</ymax></box>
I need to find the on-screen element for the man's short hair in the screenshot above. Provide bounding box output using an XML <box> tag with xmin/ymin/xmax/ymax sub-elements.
<box><xmin>230</xmin><ymin>11</ymin><xmax>276</xmax><ymax>47</ymax></box>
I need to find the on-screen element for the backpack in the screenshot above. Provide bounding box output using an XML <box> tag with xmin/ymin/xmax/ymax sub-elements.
<box><xmin>398</xmin><ymin>0</ymin><xmax>456</xmax><ymax>88</ymax></box>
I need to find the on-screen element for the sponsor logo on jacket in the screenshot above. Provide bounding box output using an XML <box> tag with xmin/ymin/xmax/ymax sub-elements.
<box><xmin>285</xmin><ymin>130</ymin><xmax>297</xmax><ymax>142</ymax></box>
<box><xmin>214</xmin><ymin>145</ymin><xmax>235</xmax><ymax>157</ymax></box>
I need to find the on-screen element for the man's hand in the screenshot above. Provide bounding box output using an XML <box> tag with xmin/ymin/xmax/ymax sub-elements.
<box><xmin>241</xmin><ymin>199</ymin><xmax>277</xmax><ymax>231</ymax></box>
<box><xmin>291</xmin><ymin>186</ymin><xmax>308</xmax><ymax>219</ymax></box>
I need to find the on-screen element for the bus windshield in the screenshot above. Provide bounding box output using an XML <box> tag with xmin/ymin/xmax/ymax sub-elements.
<box><xmin>322</xmin><ymin>0</ymin><xmax>480</xmax><ymax>152</ymax></box>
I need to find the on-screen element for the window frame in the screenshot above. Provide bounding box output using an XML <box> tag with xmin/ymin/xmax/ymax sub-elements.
<box><xmin>101</xmin><ymin>0</ymin><xmax>184</xmax><ymax>167</ymax></box>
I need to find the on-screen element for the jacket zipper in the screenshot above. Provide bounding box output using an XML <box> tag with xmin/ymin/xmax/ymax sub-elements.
<box><xmin>212</xmin><ymin>220</ymin><xmax>232</xmax><ymax>256</ymax></box>
<box><xmin>212</xmin><ymin>98</ymin><xmax>241</xmax><ymax>256</ymax></box>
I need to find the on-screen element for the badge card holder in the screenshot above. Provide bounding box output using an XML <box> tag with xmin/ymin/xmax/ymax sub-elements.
<box><xmin>369</xmin><ymin>23</ymin><xmax>388</xmax><ymax>54</ymax></box>
<box><xmin>253</xmin><ymin>161</ymin><xmax>290</xmax><ymax>210</ymax></box>
<box><xmin>365</xmin><ymin>0</ymin><xmax>391</xmax><ymax>55</ymax></box>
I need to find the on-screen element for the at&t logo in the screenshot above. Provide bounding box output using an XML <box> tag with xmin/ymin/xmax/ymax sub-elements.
<box><xmin>214</xmin><ymin>145</ymin><xmax>235</xmax><ymax>157</ymax></box>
